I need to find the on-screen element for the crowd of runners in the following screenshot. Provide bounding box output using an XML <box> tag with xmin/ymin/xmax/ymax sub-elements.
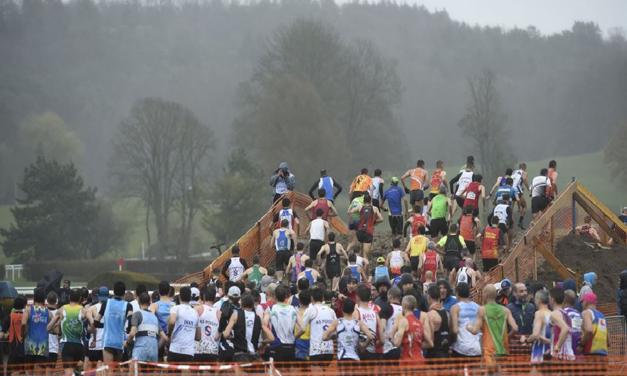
<box><xmin>0</xmin><ymin>157</ymin><xmax>623</xmax><ymax>374</ymax></box>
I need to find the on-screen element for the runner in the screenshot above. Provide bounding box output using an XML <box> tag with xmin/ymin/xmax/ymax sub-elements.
<box><xmin>419</xmin><ymin>241</ymin><xmax>442</xmax><ymax>284</ymax></box>
<box><xmin>94</xmin><ymin>281</ymin><xmax>134</xmax><ymax>363</ymax></box>
<box><xmin>449</xmin><ymin>162</ymin><xmax>474</xmax><ymax>218</ymax></box>
<box><xmin>427</xmin><ymin>186</ymin><xmax>452</xmax><ymax>242</ymax></box>
<box><xmin>22</xmin><ymin>288</ymin><xmax>52</xmax><ymax>371</ymax></box>
<box><xmin>149</xmin><ymin>281</ymin><xmax>176</xmax><ymax>357</ymax></box>
<box><xmin>351</xmin><ymin>194</ymin><xmax>383</xmax><ymax>260</ymax></box>
<box><xmin>371</xmin><ymin>169</ymin><xmax>385</xmax><ymax>209</ymax></box>
<box><xmin>298</xmin><ymin>259</ymin><xmax>321</xmax><ymax>286</ymax></box>
<box><xmin>511</xmin><ymin>163</ymin><xmax>530</xmax><ymax>229</ymax></box>
<box><xmin>308</xmin><ymin>169</ymin><xmax>343</xmax><ymax>202</ymax></box>
<box><xmin>490</xmin><ymin>194</ymin><xmax>513</xmax><ymax>251</ymax></box>
<box><xmin>459</xmin><ymin>206</ymin><xmax>481</xmax><ymax>261</ymax></box>
<box><xmin>455</xmin><ymin>258</ymin><xmax>478</xmax><ymax>290</ymax></box>
<box><xmin>273</xmin><ymin>198</ymin><xmax>300</xmax><ymax>231</ymax></box>
<box><xmin>379</xmin><ymin>239</ymin><xmax>406</xmax><ymax>279</ymax></box>
<box><xmin>323</xmin><ymin>299</ymin><xmax>372</xmax><ymax>367</ymax></box>
<box><xmin>488</xmin><ymin>168</ymin><xmax>513</xmax><ymax>198</ymax></box>
<box><xmin>437</xmin><ymin>224</ymin><xmax>467</xmax><ymax>279</ymax></box>
<box><xmin>425</xmin><ymin>284</ymin><xmax>451</xmax><ymax>359</ymax></box>
<box><xmin>316</xmin><ymin>233</ymin><xmax>347</xmax><ymax>291</ymax></box>
<box><xmin>300</xmin><ymin>288</ymin><xmax>337</xmax><ymax>367</ymax></box>
<box><xmin>349</xmin><ymin>168</ymin><xmax>374</xmax><ymax>200</ymax></box>
<box><xmin>344</xmin><ymin>253</ymin><xmax>367</xmax><ymax>283</ymax></box>
<box><xmin>127</xmin><ymin>293</ymin><xmax>167</xmax><ymax>362</ymax></box>
<box><xmin>530</xmin><ymin>168</ymin><xmax>552</xmax><ymax>221</ymax></box>
<box><xmin>167</xmin><ymin>287</ymin><xmax>200</xmax><ymax>363</ymax></box>
<box><xmin>237</xmin><ymin>255</ymin><xmax>267</xmax><ymax>288</ymax></box>
<box><xmin>286</xmin><ymin>242</ymin><xmax>309</xmax><ymax>285</ymax></box>
<box><xmin>563</xmin><ymin>290</ymin><xmax>583</xmax><ymax>356</ymax></box>
<box><xmin>459</xmin><ymin>174</ymin><xmax>486</xmax><ymax>218</ymax></box>
<box><xmin>381</xmin><ymin>177</ymin><xmax>408</xmax><ymax>238</ymax></box>
<box><xmin>353</xmin><ymin>285</ymin><xmax>381</xmax><ymax>361</ymax></box>
<box><xmin>47</xmin><ymin>289</ymin><xmax>89</xmax><ymax>371</ymax></box>
<box><xmin>264</xmin><ymin>285</ymin><xmax>305</xmax><ymax>363</ymax></box>
<box><xmin>295</xmin><ymin>290</ymin><xmax>311</xmax><ymax>362</ymax></box>
<box><xmin>405</xmin><ymin>227</ymin><xmax>426</xmax><ymax>278</ymax></box>
<box><xmin>346</xmin><ymin>194</ymin><xmax>365</xmax><ymax>253</ymax></box>
<box><xmin>2</xmin><ymin>296</ymin><xmax>26</xmax><ymax>373</ymax></box>
<box><xmin>305</xmin><ymin>210</ymin><xmax>330</xmax><ymax>264</ymax></box>
<box><xmin>450</xmin><ymin>282</ymin><xmax>481</xmax><ymax>358</ymax></box>
<box><xmin>304</xmin><ymin>189</ymin><xmax>339</xmax><ymax>221</ymax></box>
<box><xmin>401</xmin><ymin>160</ymin><xmax>429</xmax><ymax>211</ymax></box>
<box><xmin>270</xmin><ymin>162</ymin><xmax>295</xmax><ymax>203</ymax></box>
<box><xmin>192</xmin><ymin>287</ymin><xmax>221</xmax><ymax>363</ymax></box>
<box><xmin>429</xmin><ymin>161</ymin><xmax>447</xmax><ymax>201</ymax></box>
<box><xmin>467</xmin><ymin>285</ymin><xmax>518</xmax><ymax>367</ymax></box>
<box><xmin>223</xmin><ymin>293</ymin><xmax>274</xmax><ymax>362</ymax></box>
<box><xmin>580</xmin><ymin>292</ymin><xmax>608</xmax><ymax>358</ymax></box>
<box><xmin>548</xmin><ymin>160</ymin><xmax>559</xmax><ymax>200</ymax></box>
<box><xmin>389</xmin><ymin>295</ymin><xmax>426</xmax><ymax>364</ymax></box>
<box><xmin>378</xmin><ymin>287</ymin><xmax>403</xmax><ymax>361</ymax></box>
<box><xmin>221</xmin><ymin>245</ymin><xmax>249</xmax><ymax>282</ymax></box>
<box><xmin>373</xmin><ymin>257</ymin><xmax>390</xmax><ymax>284</ymax></box>
<box><xmin>271</xmin><ymin>221</ymin><xmax>296</xmax><ymax>281</ymax></box>
<box><xmin>46</xmin><ymin>293</ymin><xmax>59</xmax><ymax>367</ymax></box>
<box><xmin>86</xmin><ymin>287</ymin><xmax>107</xmax><ymax>364</ymax></box>
<box><xmin>404</xmin><ymin>205</ymin><xmax>428</xmax><ymax>241</ymax></box>
<box><xmin>548</xmin><ymin>288</ymin><xmax>576</xmax><ymax>360</ymax></box>
<box><xmin>522</xmin><ymin>289</ymin><xmax>552</xmax><ymax>363</ymax></box>
<box><xmin>493</xmin><ymin>177</ymin><xmax>517</xmax><ymax>207</ymax></box>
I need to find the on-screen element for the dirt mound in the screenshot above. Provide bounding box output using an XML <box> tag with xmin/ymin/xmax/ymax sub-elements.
<box><xmin>536</xmin><ymin>235</ymin><xmax>627</xmax><ymax>304</ymax></box>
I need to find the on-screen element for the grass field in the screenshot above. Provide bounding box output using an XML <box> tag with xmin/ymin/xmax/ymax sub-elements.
<box><xmin>0</xmin><ymin>150</ymin><xmax>623</xmax><ymax>263</ymax></box>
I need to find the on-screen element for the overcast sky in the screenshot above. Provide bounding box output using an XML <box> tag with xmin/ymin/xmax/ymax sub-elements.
<box><xmin>391</xmin><ymin>0</ymin><xmax>626</xmax><ymax>36</ymax></box>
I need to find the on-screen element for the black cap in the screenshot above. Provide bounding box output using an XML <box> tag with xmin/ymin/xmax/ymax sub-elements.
<box><xmin>348</xmin><ymin>276</ymin><xmax>359</xmax><ymax>284</ymax></box>
<box><xmin>400</xmin><ymin>273</ymin><xmax>414</xmax><ymax>286</ymax></box>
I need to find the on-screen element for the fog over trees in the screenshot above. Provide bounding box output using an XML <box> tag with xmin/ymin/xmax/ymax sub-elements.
<box><xmin>1</xmin><ymin>0</ymin><xmax>626</xmax><ymax>258</ymax></box>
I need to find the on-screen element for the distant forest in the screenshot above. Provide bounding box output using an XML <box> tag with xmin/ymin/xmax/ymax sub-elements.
<box><xmin>1</xmin><ymin>0</ymin><xmax>626</xmax><ymax>203</ymax></box>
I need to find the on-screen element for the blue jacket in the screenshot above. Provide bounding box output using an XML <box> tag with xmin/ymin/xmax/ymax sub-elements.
<box><xmin>506</xmin><ymin>301</ymin><xmax>536</xmax><ymax>335</ymax></box>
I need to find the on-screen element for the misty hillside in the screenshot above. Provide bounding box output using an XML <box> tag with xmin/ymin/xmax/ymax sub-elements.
<box><xmin>1</xmin><ymin>0</ymin><xmax>626</xmax><ymax>203</ymax></box>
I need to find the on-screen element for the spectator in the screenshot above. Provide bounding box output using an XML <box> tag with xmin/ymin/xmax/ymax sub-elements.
<box><xmin>506</xmin><ymin>283</ymin><xmax>535</xmax><ymax>336</ymax></box>
<box><xmin>270</xmin><ymin>162</ymin><xmax>295</xmax><ymax>203</ymax></box>
<box><xmin>579</xmin><ymin>272</ymin><xmax>597</xmax><ymax>298</ymax></box>
<box><xmin>619</xmin><ymin>270</ymin><xmax>627</xmax><ymax>319</ymax></box>
<box><xmin>436</xmin><ymin>279</ymin><xmax>458</xmax><ymax>312</ymax></box>
<box><xmin>58</xmin><ymin>280</ymin><xmax>71</xmax><ymax>307</ymax></box>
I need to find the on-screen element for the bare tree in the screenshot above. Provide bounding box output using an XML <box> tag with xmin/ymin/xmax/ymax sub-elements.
<box><xmin>109</xmin><ymin>97</ymin><xmax>213</xmax><ymax>260</ymax></box>
<box><xmin>458</xmin><ymin>70</ymin><xmax>514</xmax><ymax>179</ymax></box>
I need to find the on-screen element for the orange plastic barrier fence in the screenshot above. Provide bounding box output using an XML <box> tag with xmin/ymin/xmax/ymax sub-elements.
<box><xmin>175</xmin><ymin>191</ymin><xmax>349</xmax><ymax>286</ymax></box>
<box><xmin>5</xmin><ymin>356</ymin><xmax>625</xmax><ymax>375</ymax></box>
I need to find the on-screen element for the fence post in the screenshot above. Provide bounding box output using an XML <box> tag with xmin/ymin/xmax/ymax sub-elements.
<box><xmin>533</xmin><ymin>248</ymin><xmax>537</xmax><ymax>281</ymax></box>
<box><xmin>515</xmin><ymin>257</ymin><xmax>519</xmax><ymax>283</ymax></box>
<box><xmin>550</xmin><ymin>216</ymin><xmax>555</xmax><ymax>254</ymax></box>
<box><xmin>499</xmin><ymin>264</ymin><xmax>505</xmax><ymax>281</ymax></box>
<box><xmin>572</xmin><ymin>177</ymin><xmax>576</xmax><ymax>233</ymax></box>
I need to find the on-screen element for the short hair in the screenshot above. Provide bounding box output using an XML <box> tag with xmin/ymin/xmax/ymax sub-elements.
<box><xmin>540</xmin><ymin>168</ymin><xmax>548</xmax><ymax>176</ymax></box>
<box><xmin>374</xmin><ymin>168</ymin><xmax>382</xmax><ymax>176</ymax></box>
<box><xmin>114</xmin><ymin>281</ymin><xmax>126</xmax><ymax>297</ymax></box>
<box><xmin>418</xmin><ymin>225</ymin><xmax>426</xmax><ymax>235</ymax></box>
<box><xmin>363</xmin><ymin>194</ymin><xmax>372</xmax><ymax>203</ymax></box>
<box><xmin>299</xmin><ymin>290</ymin><xmax>312</xmax><ymax>306</ymax></box>
<box><xmin>179</xmin><ymin>286</ymin><xmax>192</xmax><ymax>302</ymax></box>
<box><xmin>34</xmin><ymin>288</ymin><xmax>46</xmax><ymax>304</ymax></box>
<box><xmin>253</xmin><ymin>255</ymin><xmax>260</xmax><ymax>264</ymax></box>
<box><xmin>241</xmin><ymin>294</ymin><xmax>254</xmax><ymax>309</ymax></box>
<box><xmin>274</xmin><ymin>285</ymin><xmax>287</xmax><ymax>302</ymax></box>
<box><xmin>296</xmin><ymin>242</ymin><xmax>305</xmax><ymax>251</ymax></box>
<box><xmin>204</xmin><ymin>287</ymin><xmax>217</xmax><ymax>302</ymax></box>
<box><xmin>393</xmin><ymin>238</ymin><xmax>401</xmax><ymax>248</ymax></box>
<box><xmin>298</xmin><ymin>278</ymin><xmax>310</xmax><ymax>291</ymax></box>
<box><xmin>417</xmin><ymin>160</ymin><xmax>424</xmax><ymax>167</ymax></box>
<box><xmin>436</xmin><ymin>160</ymin><xmax>444</xmax><ymax>168</ymax></box>
<box><xmin>47</xmin><ymin>292</ymin><xmax>58</xmax><ymax>305</ymax></box>
<box><xmin>427</xmin><ymin>284</ymin><xmax>441</xmax><ymax>300</ymax></box>
<box><xmin>250</xmin><ymin>290</ymin><xmax>261</xmax><ymax>303</ymax></box>
<box><xmin>401</xmin><ymin>265</ymin><xmax>413</xmax><ymax>274</ymax></box>
<box><xmin>318</xmin><ymin>188</ymin><xmax>326</xmax><ymax>198</ymax></box>
<box><xmin>282</xmin><ymin>198</ymin><xmax>291</xmax><ymax>208</ymax></box>
<box><xmin>502</xmin><ymin>193</ymin><xmax>510</xmax><ymax>201</ymax></box>
<box><xmin>505</xmin><ymin>168</ymin><xmax>513</xmax><ymax>176</ymax></box>
<box><xmin>388</xmin><ymin>287</ymin><xmax>402</xmax><ymax>301</ymax></box>
<box><xmin>491</xmin><ymin>216</ymin><xmax>499</xmax><ymax>225</ymax></box>
<box><xmin>535</xmin><ymin>289</ymin><xmax>549</xmax><ymax>305</ymax></box>
<box><xmin>232</xmin><ymin>245</ymin><xmax>240</xmax><ymax>255</ymax></box>
<box><xmin>316</xmin><ymin>208</ymin><xmax>324</xmax><ymax>216</ymax></box>
<box><xmin>449</xmin><ymin>223</ymin><xmax>458</xmax><ymax>233</ymax></box>
<box><xmin>549</xmin><ymin>160</ymin><xmax>557</xmax><ymax>168</ymax></box>
<box><xmin>311</xmin><ymin>287</ymin><xmax>324</xmax><ymax>303</ymax></box>
<box><xmin>506</xmin><ymin>177</ymin><xmax>513</xmax><ymax>186</ymax></box>
<box><xmin>550</xmin><ymin>287</ymin><xmax>565</xmax><ymax>305</ymax></box>
<box><xmin>69</xmin><ymin>288</ymin><xmax>82</xmax><ymax>303</ymax></box>
<box><xmin>427</xmin><ymin>241</ymin><xmax>436</xmax><ymax>250</ymax></box>
<box><xmin>320</xmin><ymin>169</ymin><xmax>327</xmax><ymax>176</ymax></box>
<box><xmin>328</xmin><ymin>232</ymin><xmax>336</xmax><ymax>241</ymax></box>
<box><xmin>564</xmin><ymin>290</ymin><xmax>577</xmax><ymax>306</ymax></box>
<box><xmin>425</xmin><ymin>271</ymin><xmax>433</xmax><ymax>279</ymax></box>
<box><xmin>139</xmin><ymin>292</ymin><xmax>151</xmax><ymax>306</ymax></box>
<box><xmin>281</xmin><ymin>219</ymin><xmax>289</xmax><ymax>228</ymax></box>
<box><xmin>356</xmin><ymin>285</ymin><xmax>371</xmax><ymax>302</ymax></box>
<box><xmin>348</xmin><ymin>253</ymin><xmax>357</xmax><ymax>262</ymax></box>
<box><xmin>414</xmin><ymin>205</ymin><xmax>421</xmax><ymax>213</ymax></box>
<box><xmin>266</xmin><ymin>283</ymin><xmax>276</xmax><ymax>298</ymax></box>
<box><xmin>402</xmin><ymin>295</ymin><xmax>417</xmax><ymax>311</ymax></box>
<box><xmin>246</xmin><ymin>282</ymin><xmax>256</xmax><ymax>292</ymax></box>
<box><xmin>361</xmin><ymin>168</ymin><xmax>368</xmax><ymax>175</ymax></box>
<box><xmin>136</xmin><ymin>284</ymin><xmax>147</xmax><ymax>296</ymax></box>
<box><xmin>439</xmin><ymin>185</ymin><xmax>447</xmax><ymax>194</ymax></box>
<box><xmin>267</xmin><ymin>267</ymin><xmax>276</xmax><ymax>277</ymax></box>
<box><xmin>343</xmin><ymin>298</ymin><xmax>356</xmax><ymax>314</ymax></box>
<box><xmin>463</xmin><ymin>206</ymin><xmax>474</xmax><ymax>215</ymax></box>
<box><xmin>305</xmin><ymin>259</ymin><xmax>313</xmax><ymax>268</ymax></box>
<box><xmin>456</xmin><ymin>282</ymin><xmax>470</xmax><ymax>299</ymax></box>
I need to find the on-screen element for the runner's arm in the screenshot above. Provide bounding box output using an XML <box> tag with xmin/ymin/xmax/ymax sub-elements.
<box><xmin>580</xmin><ymin>309</ymin><xmax>593</xmax><ymax>349</ymax></box>
<box><xmin>322</xmin><ymin>319</ymin><xmax>339</xmax><ymax>341</ymax></box>
<box><xmin>403</xmin><ymin>220</ymin><xmax>411</xmax><ymax>238</ymax></box>
<box><xmin>449</xmin><ymin>172</ymin><xmax>462</xmax><ymax>195</ymax></box>
<box><xmin>359</xmin><ymin>320</ymin><xmax>373</xmax><ymax>347</ymax></box>
<box><xmin>421</xmin><ymin>313</ymin><xmax>433</xmax><ymax>349</ymax></box>
<box><xmin>450</xmin><ymin>304</ymin><xmax>459</xmax><ymax>335</ymax></box>
<box><xmin>20</xmin><ymin>306</ymin><xmax>29</xmax><ymax>338</ymax></box>
<box><xmin>467</xmin><ymin>307</ymin><xmax>484</xmax><ymax>335</ymax></box>
<box><xmin>375</xmin><ymin>208</ymin><xmax>384</xmax><ymax>224</ymax></box>
<box><xmin>359</xmin><ymin>267</ymin><xmax>368</xmax><ymax>283</ymax></box>
<box><xmin>550</xmin><ymin>310</ymin><xmax>568</xmax><ymax>349</ymax></box>
<box><xmin>525</xmin><ymin>311</ymin><xmax>547</xmax><ymax>344</ymax></box>
<box><xmin>328</xmin><ymin>202</ymin><xmax>339</xmax><ymax>217</ymax></box>
<box><xmin>488</xmin><ymin>178</ymin><xmax>501</xmax><ymax>196</ymax></box>
<box><xmin>423</xmin><ymin>170</ymin><xmax>430</xmax><ymax>191</ymax></box>
<box><xmin>304</xmin><ymin>201</ymin><xmax>315</xmax><ymax>220</ymax></box>
<box><xmin>308</xmin><ymin>181</ymin><xmax>318</xmax><ymax>200</ymax></box>
<box><xmin>400</xmin><ymin>170</ymin><xmax>411</xmax><ymax>191</ymax></box>
<box><xmin>333</xmin><ymin>180</ymin><xmax>343</xmax><ymax>200</ymax></box>
<box><xmin>223</xmin><ymin>311</ymin><xmax>238</xmax><ymax>340</ymax></box>
<box><xmin>221</xmin><ymin>260</ymin><xmax>231</xmax><ymax>281</ymax></box>
<box><xmin>391</xmin><ymin>317</ymin><xmax>406</xmax><ymax>347</ymax></box>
